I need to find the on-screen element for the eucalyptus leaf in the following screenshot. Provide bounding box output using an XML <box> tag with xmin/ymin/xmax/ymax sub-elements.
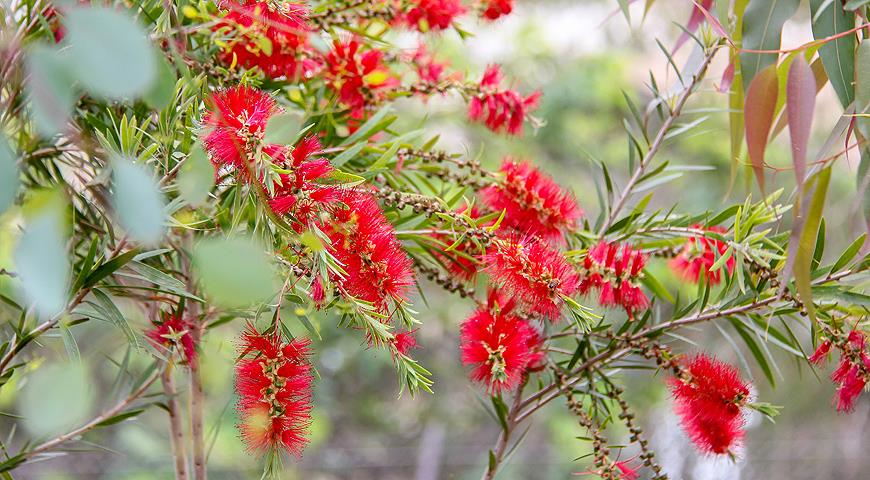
<box><xmin>0</xmin><ymin>134</ymin><xmax>18</xmax><ymax>214</ymax></box>
<box><xmin>64</xmin><ymin>6</ymin><xmax>156</xmax><ymax>99</ymax></box>
<box><xmin>19</xmin><ymin>362</ymin><xmax>93</xmax><ymax>437</ymax></box>
<box><xmin>178</xmin><ymin>145</ymin><xmax>214</xmax><ymax>207</ymax></box>
<box><xmin>191</xmin><ymin>237</ymin><xmax>280</xmax><ymax>308</ymax></box>
<box><xmin>25</xmin><ymin>45</ymin><xmax>75</xmax><ymax>137</ymax></box>
<box><xmin>14</xmin><ymin>200</ymin><xmax>69</xmax><ymax>317</ymax></box>
<box><xmin>112</xmin><ymin>157</ymin><xmax>167</xmax><ymax>245</ymax></box>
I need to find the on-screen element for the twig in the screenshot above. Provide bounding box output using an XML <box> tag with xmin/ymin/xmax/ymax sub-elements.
<box><xmin>480</xmin><ymin>383</ymin><xmax>524</xmax><ymax>480</ymax></box>
<box><xmin>162</xmin><ymin>362</ymin><xmax>190</xmax><ymax>480</ymax></box>
<box><xmin>599</xmin><ymin>45</ymin><xmax>720</xmax><ymax>236</ymax></box>
<box><xmin>25</xmin><ymin>368</ymin><xmax>160</xmax><ymax>459</ymax></box>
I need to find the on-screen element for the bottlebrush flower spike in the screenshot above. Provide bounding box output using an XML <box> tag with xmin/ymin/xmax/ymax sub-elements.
<box><xmin>669</xmin><ymin>354</ymin><xmax>750</xmax><ymax>455</ymax></box>
<box><xmin>669</xmin><ymin>225</ymin><xmax>734</xmax><ymax>285</ymax></box>
<box><xmin>579</xmin><ymin>241</ymin><xmax>649</xmax><ymax>319</ymax></box>
<box><xmin>484</xmin><ymin>236</ymin><xmax>580</xmax><ymax>319</ymax></box>
<box><xmin>235</xmin><ymin>323</ymin><xmax>313</xmax><ymax>457</ymax></box>
<box><xmin>393</xmin><ymin>330</ymin><xmax>419</xmax><ymax>356</ymax></box>
<box><xmin>829</xmin><ymin>330</ymin><xmax>870</xmax><ymax>412</ymax></box>
<box><xmin>324</xmin><ymin>38</ymin><xmax>398</xmax><ymax>119</ymax></box>
<box><xmin>468</xmin><ymin>64</ymin><xmax>540</xmax><ymax>136</ymax></box>
<box><xmin>409</xmin><ymin>44</ymin><xmax>453</xmax><ymax>85</ymax></box>
<box><xmin>460</xmin><ymin>289</ymin><xmax>541</xmax><ymax>393</ymax></box>
<box><xmin>321</xmin><ymin>189</ymin><xmax>414</xmax><ymax>310</ymax></box>
<box><xmin>266</xmin><ymin>136</ymin><xmax>338</xmax><ymax>228</ymax></box>
<box><xmin>482</xmin><ymin>158</ymin><xmax>582</xmax><ymax>243</ymax></box>
<box><xmin>214</xmin><ymin>1</ymin><xmax>319</xmax><ymax>80</ymax></box>
<box><xmin>481</xmin><ymin>0</ymin><xmax>513</xmax><ymax>20</ymax></box>
<box><xmin>146</xmin><ymin>313</ymin><xmax>197</xmax><ymax>367</ymax></box>
<box><xmin>202</xmin><ymin>86</ymin><xmax>281</xmax><ymax>174</ymax></box>
<box><xmin>403</xmin><ymin>0</ymin><xmax>466</xmax><ymax>31</ymax></box>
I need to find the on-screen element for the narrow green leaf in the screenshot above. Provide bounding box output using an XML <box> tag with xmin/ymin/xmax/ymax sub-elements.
<box><xmin>795</xmin><ymin>167</ymin><xmax>831</xmax><ymax>323</ymax></box>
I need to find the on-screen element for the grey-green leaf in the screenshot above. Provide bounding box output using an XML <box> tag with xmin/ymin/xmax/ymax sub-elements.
<box><xmin>0</xmin><ymin>134</ymin><xmax>18</xmax><ymax>214</ymax></box>
<box><xmin>191</xmin><ymin>237</ymin><xmax>280</xmax><ymax>308</ymax></box>
<box><xmin>64</xmin><ymin>6</ymin><xmax>156</xmax><ymax>99</ymax></box>
<box><xmin>14</xmin><ymin>204</ymin><xmax>70</xmax><ymax>317</ymax></box>
<box><xmin>25</xmin><ymin>45</ymin><xmax>76</xmax><ymax>137</ymax></box>
<box><xmin>177</xmin><ymin>145</ymin><xmax>214</xmax><ymax>207</ymax></box>
<box><xmin>740</xmin><ymin>0</ymin><xmax>800</xmax><ymax>88</ymax></box>
<box><xmin>19</xmin><ymin>362</ymin><xmax>93</xmax><ymax>437</ymax></box>
<box><xmin>112</xmin><ymin>157</ymin><xmax>167</xmax><ymax>245</ymax></box>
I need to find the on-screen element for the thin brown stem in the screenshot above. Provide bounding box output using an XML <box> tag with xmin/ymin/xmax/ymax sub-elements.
<box><xmin>162</xmin><ymin>362</ymin><xmax>190</xmax><ymax>480</ymax></box>
<box><xmin>480</xmin><ymin>383</ymin><xmax>524</xmax><ymax>480</ymax></box>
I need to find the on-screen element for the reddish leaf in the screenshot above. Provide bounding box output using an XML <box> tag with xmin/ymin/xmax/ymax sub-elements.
<box><xmin>744</xmin><ymin>65</ymin><xmax>779</xmax><ymax>193</ymax></box>
<box><xmin>675</xmin><ymin>0</ymin><xmax>713</xmax><ymax>52</ymax></box>
<box><xmin>691</xmin><ymin>0</ymin><xmax>733</xmax><ymax>45</ymax></box>
<box><xmin>786</xmin><ymin>57</ymin><xmax>816</xmax><ymax>188</ymax></box>
<box><xmin>717</xmin><ymin>61</ymin><xmax>735</xmax><ymax>93</ymax></box>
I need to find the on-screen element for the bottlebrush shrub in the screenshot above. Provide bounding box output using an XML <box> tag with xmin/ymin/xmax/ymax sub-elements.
<box><xmin>0</xmin><ymin>1</ymin><xmax>869</xmax><ymax>479</ymax></box>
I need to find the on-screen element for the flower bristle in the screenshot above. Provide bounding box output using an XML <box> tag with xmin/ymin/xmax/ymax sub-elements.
<box><xmin>483</xmin><ymin>236</ymin><xmax>580</xmax><ymax>319</ymax></box>
<box><xmin>460</xmin><ymin>289</ymin><xmax>542</xmax><ymax>393</ymax></box>
<box><xmin>235</xmin><ymin>323</ymin><xmax>313</xmax><ymax>457</ymax></box>
<box><xmin>669</xmin><ymin>225</ymin><xmax>734</xmax><ymax>285</ymax></box>
<box><xmin>579</xmin><ymin>241</ymin><xmax>649</xmax><ymax>319</ymax></box>
<box><xmin>469</xmin><ymin>65</ymin><xmax>540</xmax><ymax>136</ymax></box>
<box><xmin>320</xmin><ymin>189</ymin><xmax>415</xmax><ymax>310</ymax></box>
<box><xmin>202</xmin><ymin>86</ymin><xmax>281</xmax><ymax>174</ymax></box>
<box><xmin>668</xmin><ymin>354</ymin><xmax>750</xmax><ymax>455</ymax></box>
<box><xmin>826</xmin><ymin>330</ymin><xmax>870</xmax><ymax>413</ymax></box>
<box><xmin>266</xmin><ymin>135</ymin><xmax>337</xmax><ymax>228</ymax></box>
<box><xmin>482</xmin><ymin>158</ymin><xmax>582</xmax><ymax>243</ymax></box>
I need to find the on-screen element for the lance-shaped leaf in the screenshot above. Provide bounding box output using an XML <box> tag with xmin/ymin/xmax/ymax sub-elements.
<box><xmin>795</xmin><ymin>167</ymin><xmax>831</xmax><ymax>324</ymax></box>
<box><xmin>855</xmin><ymin>42</ymin><xmax>870</xmax><ymax>138</ymax></box>
<box><xmin>809</xmin><ymin>0</ymin><xmax>856</xmax><ymax>109</ymax></box>
<box><xmin>786</xmin><ymin>57</ymin><xmax>816</xmax><ymax>188</ymax></box>
<box><xmin>741</xmin><ymin>0</ymin><xmax>800</xmax><ymax>88</ymax></box>
<box><xmin>744</xmin><ymin>65</ymin><xmax>779</xmax><ymax>193</ymax></box>
<box><xmin>0</xmin><ymin>134</ymin><xmax>17</xmax><ymax>215</ymax></box>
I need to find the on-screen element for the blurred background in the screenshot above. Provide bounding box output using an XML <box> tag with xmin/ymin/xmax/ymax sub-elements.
<box><xmin>3</xmin><ymin>0</ymin><xmax>870</xmax><ymax>478</ymax></box>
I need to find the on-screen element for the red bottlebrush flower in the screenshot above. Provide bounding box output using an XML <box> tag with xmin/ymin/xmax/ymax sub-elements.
<box><xmin>579</xmin><ymin>241</ymin><xmax>649</xmax><ymax>319</ymax></box>
<box><xmin>310</xmin><ymin>275</ymin><xmax>326</xmax><ymax>306</ymax></box>
<box><xmin>393</xmin><ymin>330</ymin><xmax>418</xmax><ymax>356</ymax></box>
<box><xmin>481</xmin><ymin>0</ymin><xmax>513</xmax><ymax>20</ymax></box>
<box><xmin>404</xmin><ymin>0</ymin><xmax>466</xmax><ymax>31</ymax></box>
<box><xmin>828</xmin><ymin>330</ymin><xmax>869</xmax><ymax>412</ymax></box>
<box><xmin>460</xmin><ymin>290</ymin><xmax>540</xmax><ymax>393</ymax></box>
<box><xmin>408</xmin><ymin>44</ymin><xmax>454</xmax><ymax>85</ymax></box>
<box><xmin>202</xmin><ymin>86</ymin><xmax>281</xmax><ymax>174</ymax></box>
<box><xmin>468</xmin><ymin>64</ymin><xmax>540</xmax><ymax>136</ymax></box>
<box><xmin>146</xmin><ymin>313</ymin><xmax>197</xmax><ymax>367</ymax></box>
<box><xmin>482</xmin><ymin>158</ymin><xmax>582</xmax><ymax>243</ymax></box>
<box><xmin>613</xmin><ymin>460</ymin><xmax>639</xmax><ymax>480</ymax></box>
<box><xmin>323</xmin><ymin>38</ymin><xmax>399</xmax><ymax>119</ymax></box>
<box><xmin>321</xmin><ymin>190</ymin><xmax>415</xmax><ymax>310</ymax></box>
<box><xmin>235</xmin><ymin>323</ymin><xmax>313</xmax><ymax>456</ymax></box>
<box><xmin>668</xmin><ymin>354</ymin><xmax>750</xmax><ymax>455</ymax></box>
<box><xmin>484</xmin><ymin>236</ymin><xmax>580</xmax><ymax>319</ymax></box>
<box><xmin>214</xmin><ymin>1</ymin><xmax>319</xmax><ymax>80</ymax></box>
<box><xmin>266</xmin><ymin>136</ymin><xmax>338</xmax><ymax>227</ymax></box>
<box><xmin>669</xmin><ymin>225</ymin><xmax>734</xmax><ymax>285</ymax></box>
<box><xmin>808</xmin><ymin>339</ymin><xmax>833</xmax><ymax>366</ymax></box>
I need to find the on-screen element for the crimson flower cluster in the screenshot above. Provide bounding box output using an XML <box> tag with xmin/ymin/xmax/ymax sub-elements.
<box><xmin>484</xmin><ymin>236</ymin><xmax>580</xmax><ymax>319</ymax></box>
<box><xmin>402</xmin><ymin>0</ymin><xmax>466</xmax><ymax>31</ymax></box>
<box><xmin>146</xmin><ymin>313</ymin><xmax>197</xmax><ymax>367</ymax></box>
<box><xmin>322</xmin><ymin>38</ymin><xmax>398</xmax><ymax>119</ymax></box>
<box><xmin>810</xmin><ymin>330</ymin><xmax>870</xmax><ymax>412</ymax></box>
<box><xmin>482</xmin><ymin>158</ymin><xmax>582</xmax><ymax>243</ymax></box>
<box><xmin>460</xmin><ymin>290</ymin><xmax>544</xmax><ymax>393</ymax></box>
<box><xmin>669</xmin><ymin>225</ymin><xmax>734</xmax><ymax>285</ymax></box>
<box><xmin>469</xmin><ymin>65</ymin><xmax>541</xmax><ymax>136</ymax></box>
<box><xmin>235</xmin><ymin>324</ymin><xmax>313</xmax><ymax>456</ymax></box>
<box><xmin>266</xmin><ymin>135</ymin><xmax>337</xmax><ymax>228</ymax></box>
<box><xmin>669</xmin><ymin>354</ymin><xmax>750</xmax><ymax>455</ymax></box>
<box><xmin>481</xmin><ymin>0</ymin><xmax>514</xmax><ymax>20</ymax></box>
<box><xmin>214</xmin><ymin>1</ymin><xmax>318</xmax><ymax>81</ymax></box>
<box><xmin>579</xmin><ymin>241</ymin><xmax>649</xmax><ymax>319</ymax></box>
<box><xmin>320</xmin><ymin>189</ymin><xmax>415</xmax><ymax>311</ymax></box>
